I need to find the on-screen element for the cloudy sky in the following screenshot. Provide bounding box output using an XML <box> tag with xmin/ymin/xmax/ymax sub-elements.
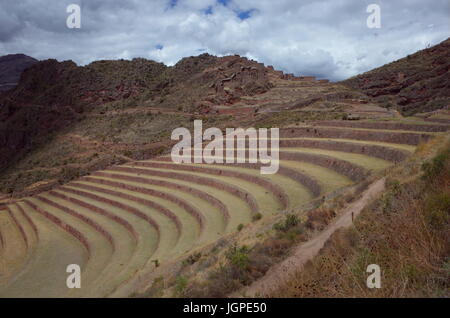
<box><xmin>0</xmin><ymin>0</ymin><xmax>448</xmax><ymax>81</ymax></box>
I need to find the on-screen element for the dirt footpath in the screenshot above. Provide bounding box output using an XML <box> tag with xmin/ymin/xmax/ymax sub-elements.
<box><xmin>233</xmin><ymin>177</ymin><xmax>386</xmax><ymax>297</ymax></box>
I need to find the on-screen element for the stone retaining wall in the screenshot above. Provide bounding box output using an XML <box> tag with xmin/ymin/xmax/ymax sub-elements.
<box><xmin>7</xmin><ymin>207</ymin><xmax>29</xmax><ymax>249</ymax></box>
<box><xmin>279</xmin><ymin>152</ymin><xmax>368</xmax><ymax>182</ymax></box>
<box><xmin>314</xmin><ymin>120</ymin><xmax>449</xmax><ymax>132</ymax></box>
<box><xmin>72</xmin><ymin>180</ymin><xmax>197</xmax><ymax>235</ymax></box>
<box><xmin>49</xmin><ymin>190</ymin><xmax>139</xmax><ymax>243</ymax></box>
<box><xmin>155</xmin><ymin>157</ymin><xmax>322</xmax><ymax>198</ymax></box>
<box><xmin>15</xmin><ymin>204</ymin><xmax>39</xmax><ymax>241</ymax></box>
<box><xmin>23</xmin><ymin>200</ymin><xmax>91</xmax><ymax>257</ymax></box>
<box><xmin>36</xmin><ymin>195</ymin><xmax>116</xmax><ymax>251</ymax></box>
<box><xmin>108</xmin><ymin>166</ymin><xmax>260</xmax><ymax>217</ymax></box>
<box><xmin>134</xmin><ymin>162</ymin><xmax>289</xmax><ymax>210</ymax></box>
<box><xmin>90</xmin><ymin>173</ymin><xmax>231</xmax><ymax>225</ymax></box>
<box><xmin>279</xmin><ymin>139</ymin><xmax>409</xmax><ymax>163</ymax></box>
<box><xmin>280</xmin><ymin>127</ymin><xmax>431</xmax><ymax>145</ymax></box>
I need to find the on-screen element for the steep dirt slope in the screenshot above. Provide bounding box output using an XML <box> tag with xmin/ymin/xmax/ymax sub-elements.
<box><xmin>271</xmin><ymin>137</ymin><xmax>450</xmax><ymax>297</ymax></box>
<box><xmin>234</xmin><ymin>178</ymin><xmax>386</xmax><ymax>297</ymax></box>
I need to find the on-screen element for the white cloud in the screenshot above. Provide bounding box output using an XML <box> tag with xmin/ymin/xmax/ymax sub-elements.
<box><xmin>0</xmin><ymin>0</ymin><xmax>448</xmax><ymax>81</ymax></box>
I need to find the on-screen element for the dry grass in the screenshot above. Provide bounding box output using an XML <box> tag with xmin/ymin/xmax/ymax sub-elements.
<box><xmin>282</xmin><ymin>148</ymin><xmax>392</xmax><ymax>171</ymax></box>
<box><xmin>272</xmin><ymin>140</ymin><xmax>450</xmax><ymax>297</ymax></box>
<box><xmin>0</xmin><ymin>203</ymin><xmax>89</xmax><ymax>297</ymax></box>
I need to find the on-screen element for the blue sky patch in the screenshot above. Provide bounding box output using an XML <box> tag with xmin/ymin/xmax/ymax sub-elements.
<box><xmin>203</xmin><ymin>6</ymin><xmax>213</xmax><ymax>15</ymax></box>
<box><xmin>168</xmin><ymin>0</ymin><xmax>178</xmax><ymax>9</ymax></box>
<box><xmin>217</xmin><ymin>0</ymin><xmax>231</xmax><ymax>7</ymax></box>
<box><xmin>237</xmin><ymin>9</ymin><xmax>255</xmax><ymax>20</ymax></box>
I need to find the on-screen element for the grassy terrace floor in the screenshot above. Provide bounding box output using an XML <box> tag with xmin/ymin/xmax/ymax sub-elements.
<box><xmin>1</xmin><ymin>118</ymin><xmax>445</xmax><ymax>297</ymax></box>
<box><xmin>92</xmin><ymin>172</ymin><xmax>253</xmax><ymax>232</ymax></box>
<box><xmin>0</xmin><ymin>203</ymin><xmax>88</xmax><ymax>297</ymax></box>
<box><xmin>279</xmin><ymin>137</ymin><xmax>416</xmax><ymax>152</ymax></box>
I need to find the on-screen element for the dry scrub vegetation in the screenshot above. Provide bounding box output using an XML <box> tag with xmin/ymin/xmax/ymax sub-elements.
<box><xmin>139</xmin><ymin>136</ymin><xmax>449</xmax><ymax>298</ymax></box>
<box><xmin>136</xmin><ymin>179</ymin><xmax>372</xmax><ymax>298</ymax></box>
<box><xmin>272</xmin><ymin>140</ymin><xmax>450</xmax><ymax>297</ymax></box>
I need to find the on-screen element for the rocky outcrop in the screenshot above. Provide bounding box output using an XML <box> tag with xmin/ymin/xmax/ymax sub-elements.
<box><xmin>203</xmin><ymin>56</ymin><xmax>274</xmax><ymax>105</ymax></box>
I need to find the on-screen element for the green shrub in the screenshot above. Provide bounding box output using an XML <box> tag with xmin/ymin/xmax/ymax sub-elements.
<box><xmin>59</xmin><ymin>166</ymin><xmax>80</xmax><ymax>183</ymax></box>
<box><xmin>252</xmin><ymin>213</ymin><xmax>262</xmax><ymax>222</ymax></box>
<box><xmin>237</xmin><ymin>224</ymin><xmax>244</xmax><ymax>232</ymax></box>
<box><xmin>422</xmin><ymin>148</ymin><xmax>450</xmax><ymax>180</ymax></box>
<box><xmin>123</xmin><ymin>150</ymin><xmax>133</xmax><ymax>157</ymax></box>
<box><xmin>285</xmin><ymin>214</ymin><xmax>300</xmax><ymax>228</ymax></box>
<box><xmin>183</xmin><ymin>252</ymin><xmax>202</xmax><ymax>266</ymax></box>
<box><xmin>174</xmin><ymin>276</ymin><xmax>188</xmax><ymax>296</ymax></box>
<box><xmin>273</xmin><ymin>214</ymin><xmax>300</xmax><ymax>232</ymax></box>
<box><xmin>424</xmin><ymin>193</ymin><xmax>450</xmax><ymax>229</ymax></box>
<box><xmin>139</xmin><ymin>276</ymin><xmax>164</xmax><ymax>298</ymax></box>
<box><xmin>226</xmin><ymin>245</ymin><xmax>250</xmax><ymax>270</ymax></box>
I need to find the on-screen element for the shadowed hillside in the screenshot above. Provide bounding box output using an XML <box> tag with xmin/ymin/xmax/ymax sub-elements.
<box><xmin>0</xmin><ymin>54</ymin><xmax>38</xmax><ymax>92</ymax></box>
<box><xmin>0</xmin><ymin>58</ymin><xmax>167</xmax><ymax>170</ymax></box>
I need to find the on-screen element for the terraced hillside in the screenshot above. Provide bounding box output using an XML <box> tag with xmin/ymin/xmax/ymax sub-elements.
<box><xmin>1</xmin><ymin>118</ymin><xmax>448</xmax><ymax>297</ymax></box>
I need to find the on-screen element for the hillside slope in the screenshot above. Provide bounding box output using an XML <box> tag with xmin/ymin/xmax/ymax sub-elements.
<box><xmin>342</xmin><ymin>37</ymin><xmax>450</xmax><ymax>116</ymax></box>
<box><xmin>272</xmin><ymin>137</ymin><xmax>450</xmax><ymax>297</ymax></box>
<box><xmin>0</xmin><ymin>46</ymin><xmax>449</xmax><ymax>298</ymax></box>
<box><xmin>0</xmin><ymin>58</ymin><xmax>167</xmax><ymax>170</ymax></box>
<box><xmin>0</xmin><ymin>54</ymin><xmax>374</xmax><ymax>197</ymax></box>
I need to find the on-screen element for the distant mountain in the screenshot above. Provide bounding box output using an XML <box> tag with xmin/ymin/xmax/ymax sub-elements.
<box><xmin>0</xmin><ymin>54</ymin><xmax>38</xmax><ymax>92</ymax></box>
<box><xmin>342</xmin><ymin>38</ymin><xmax>450</xmax><ymax>115</ymax></box>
